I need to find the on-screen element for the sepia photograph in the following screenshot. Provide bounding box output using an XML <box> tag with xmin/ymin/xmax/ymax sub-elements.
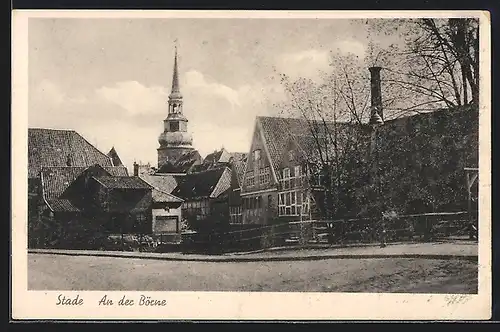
<box><xmin>11</xmin><ymin>10</ymin><xmax>491</xmax><ymax>320</ymax></box>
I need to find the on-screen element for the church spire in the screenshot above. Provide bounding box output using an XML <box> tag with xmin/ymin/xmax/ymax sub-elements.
<box><xmin>158</xmin><ymin>43</ymin><xmax>194</xmax><ymax>169</ymax></box>
<box><xmin>170</xmin><ymin>45</ymin><xmax>181</xmax><ymax>96</ymax></box>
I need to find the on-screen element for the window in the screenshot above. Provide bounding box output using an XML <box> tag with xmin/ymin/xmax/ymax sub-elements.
<box><xmin>278</xmin><ymin>190</ymin><xmax>301</xmax><ymax>216</ymax></box>
<box><xmin>316</xmin><ymin>173</ymin><xmax>324</xmax><ymax>186</ymax></box>
<box><xmin>171</xmin><ymin>103</ymin><xmax>179</xmax><ymax>113</ymax></box>
<box><xmin>246</xmin><ymin>170</ymin><xmax>255</xmax><ymax>186</ymax></box>
<box><xmin>259</xmin><ymin>166</ymin><xmax>271</xmax><ymax>185</ymax></box>
<box><xmin>288</xmin><ymin>150</ymin><xmax>295</xmax><ymax>161</ymax></box>
<box><xmin>134</xmin><ymin>213</ymin><xmax>147</xmax><ymax>231</ymax></box>
<box><xmin>308</xmin><ymin>165</ymin><xmax>324</xmax><ymax>186</ymax></box>
<box><xmin>136</xmin><ymin>213</ymin><xmax>147</xmax><ymax>223</ymax></box>
<box><xmin>281</xmin><ymin>168</ymin><xmax>291</xmax><ymax>190</ymax></box>
<box><xmin>253</xmin><ymin>149</ymin><xmax>261</xmax><ymax>161</ymax></box>
<box><xmin>301</xmin><ymin>192</ymin><xmax>310</xmax><ymax>215</ymax></box>
<box><xmin>283</xmin><ymin>168</ymin><xmax>290</xmax><ymax>178</ymax></box>
<box><xmin>294</xmin><ymin>165</ymin><xmax>301</xmax><ymax>178</ymax></box>
<box><xmin>230</xmin><ymin>206</ymin><xmax>242</xmax><ymax>224</ymax></box>
<box><xmin>183</xmin><ymin>200</ymin><xmax>210</xmax><ymax>221</ymax></box>
<box><xmin>170</xmin><ymin>121</ymin><xmax>179</xmax><ymax>132</ymax></box>
<box><xmin>302</xmin><ymin>164</ymin><xmax>309</xmax><ymax>175</ymax></box>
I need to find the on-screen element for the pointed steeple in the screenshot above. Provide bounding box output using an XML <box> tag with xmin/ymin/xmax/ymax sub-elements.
<box><xmin>170</xmin><ymin>46</ymin><xmax>181</xmax><ymax>97</ymax></box>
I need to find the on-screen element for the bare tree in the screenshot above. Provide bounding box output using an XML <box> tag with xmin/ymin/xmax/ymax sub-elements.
<box><xmin>367</xmin><ymin>18</ymin><xmax>479</xmax><ymax>110</ymax></box>
<box><xmin>275</xmin><ymin>53</ymin><xmax>373</xmax><ymax>218</ymax></box>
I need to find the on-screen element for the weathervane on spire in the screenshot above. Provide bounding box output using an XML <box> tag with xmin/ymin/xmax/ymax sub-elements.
<box><xmin>174</xmin><ymin>38</ymin><xmax>179</xmax><ymax>52</ymax></box>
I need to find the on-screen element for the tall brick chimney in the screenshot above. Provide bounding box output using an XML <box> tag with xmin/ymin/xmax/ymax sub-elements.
<box><xmin>369</xmin><ymin>66</ymin><xmax>383</xmax><ymax>122</ymax></box>
<box><xmin>133</xmin><ymin>162</ymin><xmax>139</xmax><ymax>176</ymax></box>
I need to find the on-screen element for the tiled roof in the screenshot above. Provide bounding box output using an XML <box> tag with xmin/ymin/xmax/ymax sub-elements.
<box><xmin>229</xmin><ymin>152</ymin><xmax>248</xmax><ymax>187</ymax></box>
<box><xmin>45</xmin><ymin>198</ymin><xmax>80</xmax><ymax>213</ymax></box>
<box><xmin>156</xmin><ymin>149</ymin><xmax>202</xmax><ymax>174</ymax></box>
<box><xmin>152</xmin><ymin>188</ymin><xmax>184</xmax><ymax>203</ymax></box>
<box><xmin>129</xmin><ymin>194</ymin><xmax>152</xmax><ymax>213</ymax></box>
<box><xmin>107</xmin><ymin>190</ymin><xmax>151</xmax><ymax>213</ymax></box>
<box><xmin>188</xmin><ymin>163</ymin><xmax>212</xmax><ymax>173</ymax></box>
<box><xmin>210</xmin><ymin>167</ymin><xmax>232</xmax><ymax>198</ymax></box>
<box><xmin>41</xmin><ymin>167</ymin><xmax>88</xmax><ymax>200</ymax></box>
<box><xmin>40</xmin><ymin>165</ymin><xmax>128</xmax><ymax>200</ymax></box>
<box><xmin>107</xmin><ymin>147</ymin><xmax>124</xmax><ymax>166</ymax></box>
<box><xmin>28</xmin><ymin>128</ymin><xmax>114</xmax><ymax>179</ymax></box>
<box><xmin>192</xmin><ymin>150</ymin><xmax>248</xmax><ymax>175</ymax></box>
<box><xmin>257</xmin><ymin>116</ymin><xmax>359</xmax><ymax>179</ymax></box>
<box><xmin>257</xmin><ymin>117</ymin><xmax>328</xmax><ymax>179</ymax></box>
<box><xmin>172</xmin><ymin>166</ymin><xmax>231</xmax><ymax>199</ymax></box>
<box><xmin>139</xmin><ymin>174</ymin><xmax>178</xmax><ymax>194</ymax></box>
<box><xmin>93</xmin><ymin>176</ymin><xmax>152</xmax><ymax>189</ymax></box>
<box><xmin>203</xmin><ymin>148</ymin><xmax>232</xmax><ymax>164</ymax></box>
<box><xmin>292</xmin><ymin>134</ymin><xmax>335</xmax><ymax>165</ymax></box>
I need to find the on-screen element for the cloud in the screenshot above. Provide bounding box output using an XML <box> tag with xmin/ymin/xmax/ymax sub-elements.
<box><xmin>275</xmin><ymin>41</ymin><xmax>366</xmax><ymax>80</ymax></box>
<box><xmin>185</xmin><ymin>70</ymin><xmax>242</xmax><ymax>108</ymax></box>
<box><xmin>277</xmin><ymin>49</ymin><xmax>331</xmax><ymax>80</ymax></box>
<box><xmin>29</xmin><ymin>73</ymin><xmax>287</xmax><ymax>169</ymax></box>
<box><xmin>95</xmin><ymin>81</ymin><xmax>167</xmax><ymax>116</ymax></box>
<box><xmin>181</xmin><ymin>70</ymin><xmax>285</xmax><ymax>156</ymax></box>
<box><xmin>31</xmin><ymin>79</ymin><xmax>66</xmax><ymax>106</ymax></box>
<box><xmin>332</xmin><ymin>40</ymin><xmax>366</xmax><ymax>58</ymax></box>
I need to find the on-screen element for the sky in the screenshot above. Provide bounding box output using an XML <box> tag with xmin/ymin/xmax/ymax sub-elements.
<box><xmin>28</xmin><ymin>17</ymin><xmax>383</xmax><ymax>172</ymax></box>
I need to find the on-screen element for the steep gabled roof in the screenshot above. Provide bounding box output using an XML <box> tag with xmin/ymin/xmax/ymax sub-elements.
<box><xmin>92</xmin><ymin>176</ymin><xmax>152</xmax><ymax>190</ymax></box>
<box><xmin>28</xmin><ymin>128</ymin><xmax>114</xmax><ymax>179</ymax></box>
<box><xmin>172</xmin><ymin>166</ymin><xmax>231</xmax><ymax>200</ymax></box>
<box><xmin>107</xmin><ymin>147</ymin><xmax>124</xmax><ymax>166</ymax></box>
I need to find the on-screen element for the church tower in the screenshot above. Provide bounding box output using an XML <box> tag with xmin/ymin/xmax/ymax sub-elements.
<box><xmin>157</xmin><ymin>46</ymin><xmax>194</xmax><ymax>168</ymax></box>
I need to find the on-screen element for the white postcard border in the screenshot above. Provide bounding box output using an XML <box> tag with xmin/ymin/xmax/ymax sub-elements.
<box><xmin>11</xmin><ymin>10</ymin><xmax>492</xmax><ymax>321</ymax></box>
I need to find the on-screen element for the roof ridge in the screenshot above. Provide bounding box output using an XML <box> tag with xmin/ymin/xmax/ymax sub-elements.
<box><xmin>28</xmin><ymin>127</ymin><xmax>76</xmax><ymax>132</ymax></box>
<box><xmin>189</xmin><ymin>165</ymin><xmax>228</xmax><ymax>175</ymax></box>
<box><xmin>73</xmin><ymin>130</ymin><xmax>114</xmax><ymax>162</ymax></box>
<box><xmin>257</xmin><ymin>115</ymin><xmax>357</xmax><ymax>125</ymax></box>
<box><xmin>151</xmin><ymin>187</ymin><xmax>184</xmax><ymax>201</ymax></box>
<box><xmin>41</xmin><ymin>165</ymin><xmax>89</xmax><ymax>169</ymax></box>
